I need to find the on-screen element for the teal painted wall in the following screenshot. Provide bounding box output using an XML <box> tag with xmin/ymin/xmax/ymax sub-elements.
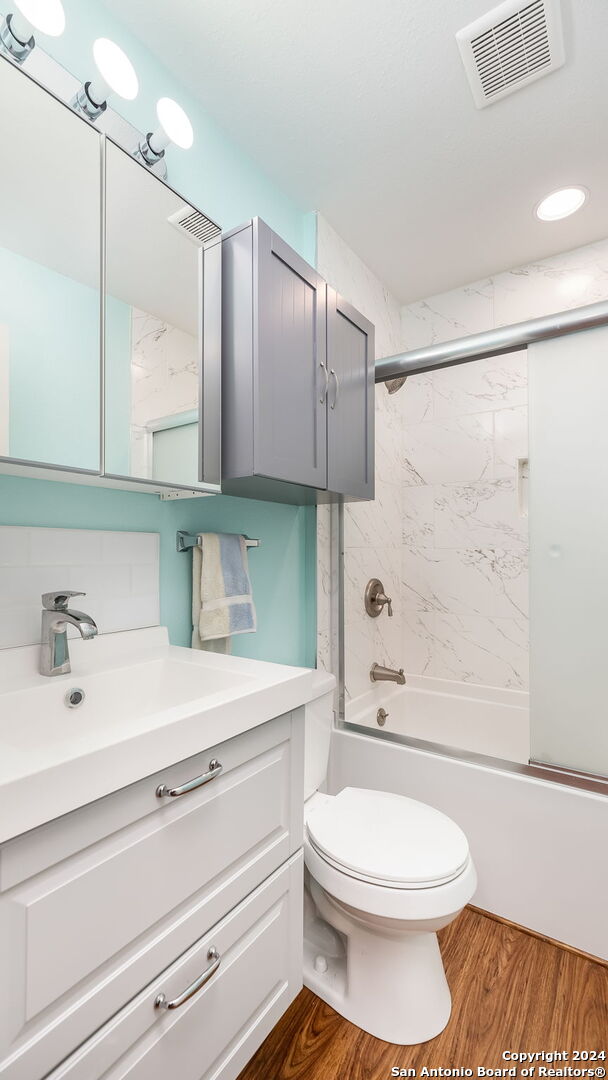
<box><xmin>0</xmin><ymin>247</ymin><xmax>99</xmax><ymax>469</ymax></box>
<box><xmin>0</xmin><ymin>475</ymin><xmax>315</xmax><ymax>666</ymax></box>
<box><xmin>0</xmin><ymin>0</ymin><xmax>317</xmax><ymax>667</ymax></box>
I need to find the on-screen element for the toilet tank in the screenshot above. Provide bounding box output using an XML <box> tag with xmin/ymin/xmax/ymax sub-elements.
<box><xmin>304</xmin><ymin>673</ymin><xmax>336</xmax><ymax>800</ymax></box>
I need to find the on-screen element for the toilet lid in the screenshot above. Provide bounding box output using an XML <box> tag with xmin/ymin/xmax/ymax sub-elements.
<box><xmin>306</xmin><ymin>787</ymin><xmax>469</xmax><ymax>886</ymax></box>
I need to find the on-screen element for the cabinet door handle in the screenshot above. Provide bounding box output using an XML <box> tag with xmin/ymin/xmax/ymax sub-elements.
<box><xmin>155</xmin><ymin>947</ymin><xmax>221</xmax><ymax>1011</ymax></box>
<box><xmin>319</xmin><ymin>361</ymin><xmax>329</xmax><ymax>404</ymax></box>
<box><xmin>156</xmin><ymin>758</ymin><xmax>222</xmax><ymax>798</ymax></box>
<box><xmin>330</xmin><ymin>368</ymin><xmax>340</xmax><ymax>410</ymax></box>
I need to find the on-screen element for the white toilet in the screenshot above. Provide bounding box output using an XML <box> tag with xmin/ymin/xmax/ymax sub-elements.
<box><xmin>303</xmin><ymin>679</ymin><xmax>477</xmax><ymax>1046</ymax></box>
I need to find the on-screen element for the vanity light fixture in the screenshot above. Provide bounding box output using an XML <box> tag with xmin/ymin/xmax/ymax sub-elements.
<box><xmin>0</xmin><ymin>0</ymin><xmax>65</xmax><ymax>64</ymax></box>
<box><xmin>137</xmin><ymin>97</ymin><xmax>194</xmax><ymax>166</ymax></box>
<box><xmin>536</xmin><ymin>187</ymin><xmax>588</xmax><ymax>222</ymax></box>
<box><xmin>71</xmin><ymin>37</ymin><xmax>139</xmax><ymax>122</ymax></box>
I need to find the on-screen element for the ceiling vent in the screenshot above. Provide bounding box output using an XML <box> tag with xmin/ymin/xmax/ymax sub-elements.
<box><xmin>168</xmin><ymin>206</ymin><xmax>221</xmax><ymax>247</ymax></box>
<box><xmin>456</xmin><ymin>0</ymin><xmax>565</xmax><ymax>109</ymax></box>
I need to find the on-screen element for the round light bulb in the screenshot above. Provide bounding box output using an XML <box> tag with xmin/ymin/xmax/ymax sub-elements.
<box><xmin>155</xmin><ymin>97</ymin><xmax>194</xmax><ymax>150</ymax></box>
<box><xmin>89</xmin><ymin>38</ymin><xmax>139</xmax><ymax>104</ymax></box>
<box><xmin>10</xmin><ymin>0</ymin><xmax>65</xmax><ymax>39</ymax></box>
<box><xmin>536</xmin><ymin>187</ymin><xmax>587</xmax><ymax>222</ymax></box>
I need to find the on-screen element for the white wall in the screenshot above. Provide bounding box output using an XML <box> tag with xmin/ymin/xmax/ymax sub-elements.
<box><xmin>329</xmin><ymin>729</ymin><xmax>608</xmax><ymax>960</ymax></box>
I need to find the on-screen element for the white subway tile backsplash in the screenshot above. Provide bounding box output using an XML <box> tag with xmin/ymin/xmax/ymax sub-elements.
<box><xmin>30</xmin><ymin>528</ymin><xmax>103</xmax><ymax>567</ymax></box>
<box><xmin>101</xmin><ymin>530</ymin><xmax>157</xmax><ymax>565</ymax></box>
<box><xmin>0</xmin><ymin>527</ymin><xmax>30</xmax><ymax>566</ymax></box>
<box><xmin>0</xmin><ymin>527</ymin><xmax>159</xmax><ymax>650</ymax></box>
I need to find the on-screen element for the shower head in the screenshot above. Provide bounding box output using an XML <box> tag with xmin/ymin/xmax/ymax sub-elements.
<box><xmin>385</xmin><ymin>375</ymin><xmax>408</xmax><ymax>395</ymax></box>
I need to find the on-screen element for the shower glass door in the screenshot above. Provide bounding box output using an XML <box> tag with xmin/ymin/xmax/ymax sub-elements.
<box><xmin>528</xmin><ymin>324</ymin><xmax>608</xmax><ymax>778</ymax></box>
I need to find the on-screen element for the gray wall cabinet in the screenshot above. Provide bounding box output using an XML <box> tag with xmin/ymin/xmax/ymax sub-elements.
<box><xmin>0</xmin><ymin>712</ymin><xmax>304</xmax><ymax>1080</ymax></box>
<box><xmin>327</xmin><ymin>288</ymin><xmax>375</xmax><ymax>501</ymax></box>
<box><xmin>221</xmin><ymin>218</ymin><xmax>375</xmax><ymax>504</ymax></box>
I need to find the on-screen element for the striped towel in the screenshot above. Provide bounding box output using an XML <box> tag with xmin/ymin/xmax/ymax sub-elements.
<box><xmin>192</xmin><ymin>533</ymin><xmax>257</xmax><ymax>652</ymax></box>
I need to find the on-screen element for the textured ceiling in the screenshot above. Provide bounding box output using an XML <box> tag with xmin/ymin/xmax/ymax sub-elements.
<box><xmin>102</xmin><ymin>0</ymin><xmax>608</xmax><ymax>302</ymax></box>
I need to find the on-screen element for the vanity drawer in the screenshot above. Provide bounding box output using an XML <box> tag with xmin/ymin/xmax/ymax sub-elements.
<box><xmin>48</xmin><ymin>854</ymin><xmax>303</xmax><ymax>1080</ymax></box>
<box><xmin>0</xmin><ymin>713</ymin><xmax>304</xmax><ymax>1080</ymax></box>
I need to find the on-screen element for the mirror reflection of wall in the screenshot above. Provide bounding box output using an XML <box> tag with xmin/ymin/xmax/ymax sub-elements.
<box><xmin>0</xmin><ymin>57</ymin><xmax>101</xmax><ymax>471</ymax></box>
<box><xmin>104</xmin><ymin>141</ymin><xmax>202</xmax><ymax>488</ymax></box>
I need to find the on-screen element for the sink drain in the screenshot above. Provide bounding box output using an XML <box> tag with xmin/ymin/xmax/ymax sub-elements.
<box><xmin>65</xmin><ymin>687</ymin><xmax>85</xmax><ymax>709</ymax></box>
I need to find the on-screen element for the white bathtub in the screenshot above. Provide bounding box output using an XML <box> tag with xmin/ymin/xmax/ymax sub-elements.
<box><xmin>328</xmin><ymin>727</ymin><xmax>608</xmax><ymax>961</ymax></box>
<box><xmin>345</xmin><ymin>673</ymin><xmax>530</xmax><ymax>765</ymax></box>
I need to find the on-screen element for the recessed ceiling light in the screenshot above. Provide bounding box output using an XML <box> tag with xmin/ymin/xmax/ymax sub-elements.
<box><xmin>536</xmin><ymin>187</ymin><xmax>588</xmax><ymax>222</ymax></box>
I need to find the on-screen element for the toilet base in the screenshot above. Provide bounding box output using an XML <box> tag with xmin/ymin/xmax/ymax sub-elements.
<box><xmin>304</xmin><ymin>879</ymin><xmax>453</xmax><ymax>1045</ymax></box>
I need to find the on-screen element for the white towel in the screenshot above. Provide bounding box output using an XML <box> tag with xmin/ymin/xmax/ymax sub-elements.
<box><xmin>192</xmin><ymin>533</ymin><xmax>257</xmax><ymax>652</ymax></box>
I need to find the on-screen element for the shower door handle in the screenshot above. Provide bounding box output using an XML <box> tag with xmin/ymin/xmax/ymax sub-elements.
<box><xmin>330</xmin><ymin>369</ymin><xmax>340</xmax><ymax>410</ymax></box>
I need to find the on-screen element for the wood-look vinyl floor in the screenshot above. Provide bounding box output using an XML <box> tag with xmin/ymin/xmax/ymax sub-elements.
<box><xmin>238</xmin><ymin>907</ymin><xmax>608</xmax><ymax>1080</ymax></box>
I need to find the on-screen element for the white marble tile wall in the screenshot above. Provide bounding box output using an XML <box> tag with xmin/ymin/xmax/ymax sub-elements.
<box><xmin>398</xmin><ymin>234</ymin><xmax>608</xmax><ymax>693</ymax></box>
<box><xmin>131</xmin><ymin>308</ymin><xmax>198</xmax><ymax>477</ymax></box>
<box><xmin>317</xmin><ymin>222</ymin><xmax>608</xmax><ymax>724</ymax></box>
<box><xmin>0</xmin><ymin>527</ymin><xmax>160</xmax><ymax>649</ymax></box>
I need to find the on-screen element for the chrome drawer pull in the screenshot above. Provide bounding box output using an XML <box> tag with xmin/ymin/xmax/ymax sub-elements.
<box><xmin>155</xmin><ymin>947</ymin><xmax>221</xmax><ymax>1011</ymax></box>
<box><xmin>156</xmin><ymin>758</ymin><xmax>223</xmax><ymax>798</ymax></box>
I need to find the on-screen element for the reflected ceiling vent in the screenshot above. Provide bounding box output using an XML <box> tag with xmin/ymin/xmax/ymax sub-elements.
<box><xmin>168</xmin><ymin>206</ymin><xmax>221</xmax><ymax>246</ymax></box>
<box><xmin>456</xmin><ymin>0</ymin><xmax>564</xmax><ymax>109</ymax></box>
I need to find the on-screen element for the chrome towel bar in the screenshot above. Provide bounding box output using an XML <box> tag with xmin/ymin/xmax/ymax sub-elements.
<box><xmin>176</xmin><ymin>530</ymin><xmax>260</xmax><ymax>553</ymax></box>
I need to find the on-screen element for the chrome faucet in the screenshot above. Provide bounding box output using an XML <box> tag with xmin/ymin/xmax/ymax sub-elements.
<box><xmin>40</xmin><ymin>591</ymin><xmax>98</xmax><ymax>677</ymax></box>
<box><xmin>370</xmin><ymin>662</ymin><xmax>406</xmax><ymax>685</ymax></box>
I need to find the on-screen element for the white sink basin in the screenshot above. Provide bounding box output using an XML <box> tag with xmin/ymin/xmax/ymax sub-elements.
<box><xmin>0</xmin><ymin>626</ymin><xmax>333</xmax><ymax>843</ymax></box>
<box><xmin>3</xmin><ymin>656</ymin><xmax>254</xmax><ymax>737</ymax></box>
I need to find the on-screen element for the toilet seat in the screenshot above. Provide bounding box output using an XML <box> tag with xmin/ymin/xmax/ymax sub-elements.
<box><xmin>306</xmin><ymin>787</ymin><xmax>469</xmax><ymax>889</ymax></box>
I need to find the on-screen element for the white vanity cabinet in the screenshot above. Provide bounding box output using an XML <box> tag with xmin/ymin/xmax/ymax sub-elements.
<box><xmin>0</xmin><ymin>712</ymin><xmax>304</xmax><ymax>1080</ymax></box>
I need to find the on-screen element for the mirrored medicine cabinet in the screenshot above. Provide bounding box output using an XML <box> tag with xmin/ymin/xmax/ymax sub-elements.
<box><xmin>0</xmin><ymin>53</ymin><xmax>221</xmax><ymax>495</ymax></box>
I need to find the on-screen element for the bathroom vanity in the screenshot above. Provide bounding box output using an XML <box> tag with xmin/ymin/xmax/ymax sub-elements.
<box><xmin>0</xmin><ymin>629</ymin><xmax>328</xmax><ymax>1080</ymax></box>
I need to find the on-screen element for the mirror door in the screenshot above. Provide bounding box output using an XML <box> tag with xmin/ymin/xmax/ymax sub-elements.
<box><xmin>0</xmin><ymin>57</ymin><xmax>101</xmax><ymax>472</ymax></box>
<box><xmin>104</xmin><ymin>139</ymin><xmax>218</xmax><ymax>491</ymax></box>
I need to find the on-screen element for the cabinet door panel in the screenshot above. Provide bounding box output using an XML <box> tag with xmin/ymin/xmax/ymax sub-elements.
<box><xmin>327</xmin><ymin>289</ymin><xmax>375</xmax><ymax>499</ymax></box>
<box><xmin>255</xmin><ymin>221</ymin><xmax>327</xmax><ymax>488</ymax></box>
<box><xmin>47</xmin><ymin>857</ymin><xmax>303</xmax><ymax>1080</ymax></box>
<box><xmin>0</xmin><ymin>715</ymin><xmax>301</xmax><ymax>1080</ymax></box>
<box><xmin>0</xmin><ymin>56</ymin><xmax>101</xmax><ymax>473</ymax></box>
